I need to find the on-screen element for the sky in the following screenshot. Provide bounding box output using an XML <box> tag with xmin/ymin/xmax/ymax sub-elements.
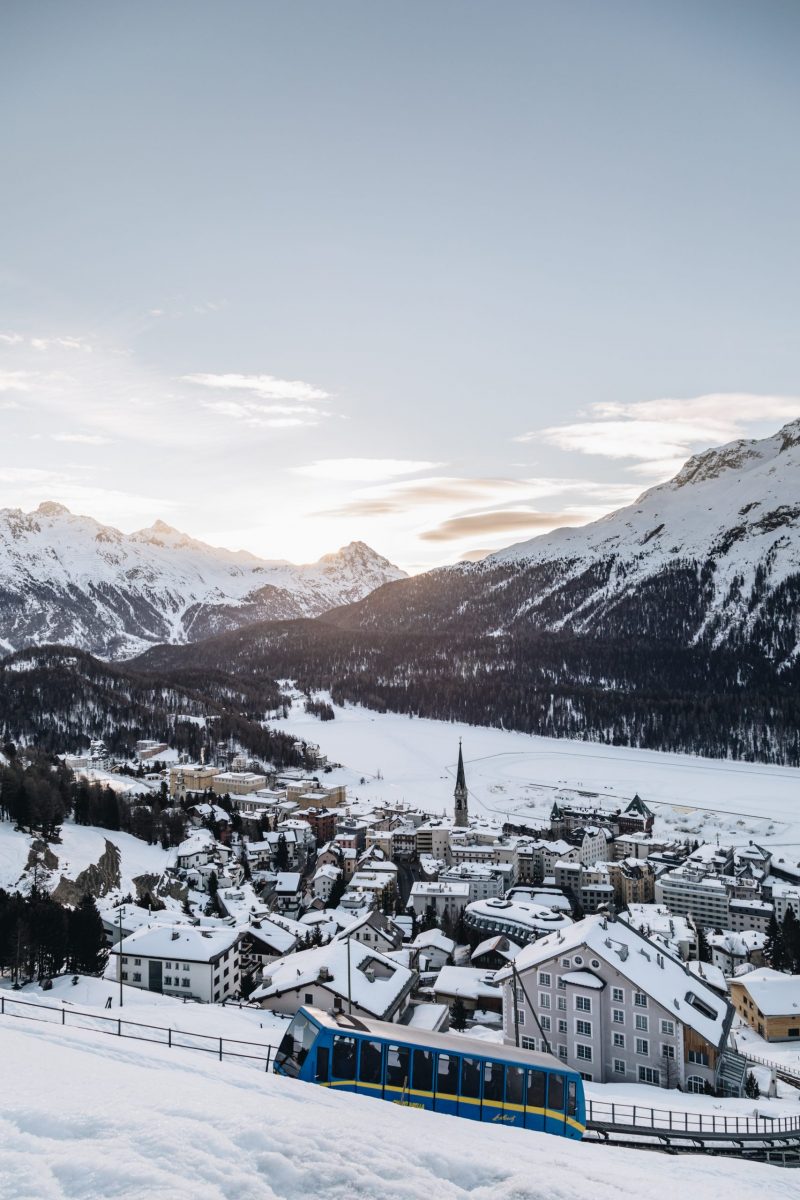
<box><xmin>1</xmin><ymin>0</ymin><xmax>799</xmax><ymax>571</ymax></box>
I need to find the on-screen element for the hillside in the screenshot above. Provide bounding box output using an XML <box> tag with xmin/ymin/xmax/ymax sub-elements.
<box><xmin>0</xmin><ymin>503</ymin><xmax>405</xmax><ymax>657</ymax></box>
<box><xmin>0</xmin><ymin>1019</ymin><xmax>792</xmax><ymax>1200</ymax></box>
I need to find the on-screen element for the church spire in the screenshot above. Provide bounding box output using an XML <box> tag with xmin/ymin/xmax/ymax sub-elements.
<box><xmin>454</xmin><ymin>740</ymin><xmax>468</xmax><ymax>827</ymax></box>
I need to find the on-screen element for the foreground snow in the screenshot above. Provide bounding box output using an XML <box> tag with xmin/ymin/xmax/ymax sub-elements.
<box><xmin>278</xmin><ymin>698</ymin><xmax>800</xmax><ymax>850</ymax></box>
<box><xmin>0</xmin><ymin>1020</ymin><xmax>794</xmax><ymax>1200</ymax></box>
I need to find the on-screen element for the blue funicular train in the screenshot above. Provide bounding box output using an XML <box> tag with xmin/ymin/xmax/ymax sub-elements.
<box><xmin>274</xmin><ymin>1006</ymin><xmax>586</xmax><ymax>1139</ymax></box>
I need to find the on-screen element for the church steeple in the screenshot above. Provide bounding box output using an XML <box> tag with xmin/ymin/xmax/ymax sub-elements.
<box><xmin>454</xmin><ymin>740</ymin><xmax>468</xmax><ymax>827</ymax></box>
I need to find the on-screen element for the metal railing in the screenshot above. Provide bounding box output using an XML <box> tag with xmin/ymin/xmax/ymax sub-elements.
<box><xmin>0</xmin><ymin>993</ymin><xmax>277</xmax><ymax>1071</ymax></box>
<box><xmin>586</xmin><ymin>1097</ymin><xmax>800</xmax><ymax>1138</ymax></box>
<box><xmin>737</xmin><ymin>1048</ymin><xmax>800</xmax><ymax>1087</ymax></box>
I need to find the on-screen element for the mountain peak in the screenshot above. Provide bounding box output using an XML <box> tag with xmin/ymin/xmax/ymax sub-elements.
<box><xmin>36</xmin><ymin>501</ymin><xmax>71</xmax><ymax>518</ymax></box>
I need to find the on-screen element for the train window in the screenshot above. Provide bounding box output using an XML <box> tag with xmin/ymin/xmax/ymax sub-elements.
<box><xmin>548</xmin><ymin>1073</ymin><xmax>565</xmax><ymax>1111</ymax></box>
<box><xmin>275</xmin><ymin>1014</ymin><xmax>318</xmax><ymax>1079</ymax></box>
<box><xmin>436</xmin><ymin>1054</ymin><xmax>459</xmax><ymax>1095</ymax></box>
<box><xmin>483</xmin><ymin>1061</ymin><xmax>504</xmax><ymax>1103</ymax></box>
<box><xmin>332</xmin><ymin>1036</ymin><xmax>357</xmax><ymax>1079</ymax></box>
<box><xmin>315</xmin><ymin>1045</ymin><xmax>329</xmax><ymax>1082</ymax></box>
<box><xmin>567</xmin><ymin>1080</ymin><xmax>577</xmax><ymax>1117</ymax></box>
<box><xmin>526</xmin><ymin>1069</ymin><xmax>546</xmax><ymax>1109</ymax></box>
<box><xmin>413</xmin><ymin>1049</ymin><xmax>434</xmax><ymax>1093</ymax></box>
<box><xmin>359</xmin><ymin>1040</ymin><xmax>383</xmax><ymax>1085</ymax></box>
<box><xmin>386</xmin><ymin>1045</ymin><xmax>410</xmax><ymax>1089</ymax></box>
<box><xmin>506</xmin><ymin>1065</ymin><xmax>525</xmax><ymax>1106</ymax></box>
<box><xmin>461</xmin><ymin>1057</ymin><xmax>482</xmax><ymax>1099</ymax></box>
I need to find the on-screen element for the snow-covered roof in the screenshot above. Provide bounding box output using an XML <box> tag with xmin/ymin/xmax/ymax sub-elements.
<box><xmin>471</xmin><ymin>935</ymin><xmax>521</xmax><ymax>962</ymax></box>
<box><xmin>412</xmin><ymin>928</ymin><xmax>455</xmax><ymax>953</ymax></box>
<box><xmin>733</xmin><ymin>968</ymin><xmax>800</xmax><ymax>1016</ymax></box>
<box><xmin>496</xmin><ymin>914</ymin><xmax>731</xmax><ymax>1048</ymax></box>
<box><xmin>111</xmin><ymin>924</ymin><xmax>240</xmax><ymax>963</ymax></box>
<box><xmin>687</xmin><ymin>960</ymin><xmax>728</xmax><ymax>995</ymax></box>
<box><xmin>465</xmin><ymin>897</ymin><xmax>572</xmax><ymax>934</ymax></box>
<box><xmin>251</xmin><ymin>941</ymin><xmax>415</xmax><ymax>1020</ymax></box>
<box><xmin>434</xmin><ymin>966</ymin><xmax>502</xmax><ymax>1002</ymax></box>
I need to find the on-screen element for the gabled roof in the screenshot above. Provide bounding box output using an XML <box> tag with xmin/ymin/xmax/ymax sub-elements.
<box><xmin>251</xmin><ymin>940</ymin><xmax>416</xmax><ymax>1020</ymax></box>
<box><xmin>111</xmin><ymin>923</ymin><xmax>239</xmax><ymax>963</ymax></box>
<box><xmin>732</xmin><ymin>967</ymin><xmax>800</xmax><ymax>1016</ymax></box>
<box><xmin>624</xmin><ymin>793</ymin><xmax>653</xmax><ymax>818</ymax></box>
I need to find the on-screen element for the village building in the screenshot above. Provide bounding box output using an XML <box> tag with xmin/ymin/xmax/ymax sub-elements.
<box><xmin>409</xmin><ymin>880</ymin><xmax>471</xmax><ymax>920</ymax></box>
<box><xmin>110</xmin><ymin>925</ymin><xmax>242</xmax><ymax>1003</ymax></box>
<box><xmin>463</xmin><ymin>897</ymin><xmax>572</xmax><ymax>946</ymax></box>
<box><xmin>497</xmin><ymin>913</ymin><xmax>734</xmax><ymax>1093</ymax></box>
<box><xmin>432</xmin><ymin>965</ymin><xmax>503</xmax><ymax>1016</ymax></box>
<box><xmin>729</xmin><ymin>969</ymin><xmax>800</xmax><ymax>1041</ymax></box>
<box><xmin>251</xmin><ymin>940</ymin><xmax>416</xmax><ymax>1022</ymax></box>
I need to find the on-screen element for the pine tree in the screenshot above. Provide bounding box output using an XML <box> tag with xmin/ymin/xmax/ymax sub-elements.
<box><xmin>449</xmin><ymin>995</ymin><xmax>468</xmax><ymax>1031</ymax></box>
<box><xmin>274</xmin><ymin>833</ymin><xmax>290</xmax><ymax>872</ymax></box>
<box><xmin>68</xmin><ymin>895</ymin><xmax>108</xmax><ymax>976</ymax></box>
<box><xmin>764</xmin><ymin>913</ymin><xmax>786</xmax><ymax>971</ymax></box>
<box><xmin>696</xmin><ymin>925</ymin><xmax>712</xmax><ymax>964</ymax></box>
<box><xmin>744</xmin><ymin>1072</ymin><xmax>761</xmax><ymax>1099</ymax></box>
<box><xmin>326</xmin><ymin>873</ymin><xmax>346</xmax><ymax>911</ymax></box>
<box><xmin>782</xmin><ymin>909</ymin><xmax>800</xmax><ymax>973</ymax></box>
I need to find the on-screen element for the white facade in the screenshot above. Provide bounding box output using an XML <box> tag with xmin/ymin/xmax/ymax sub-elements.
<box><xmin>111</xmin><ymin>925</ymin><xmax>241</xmax><ymax>1004</ymax></box>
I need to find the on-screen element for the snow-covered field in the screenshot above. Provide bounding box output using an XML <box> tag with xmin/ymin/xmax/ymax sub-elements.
<box><xmin>0</xmin><ymin>1018</ymin><xmax>794</xmax><ymax>1200</ymax></box>
<box><xmin>0</xmin><ymin>819</ymin><xmax>170</xmax><ymax>895</ymax></box>
<box><xmin>278</xmin><ymin>699</ymin><xmax>800</xmax><ymax>852</ymax></box>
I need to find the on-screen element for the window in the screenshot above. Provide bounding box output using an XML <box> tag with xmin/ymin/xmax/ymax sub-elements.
<box><xmin>557</xmin><ymin>978</ymin><xmax>566</xmax><ymax>990</ymax></box>
<box><xmin>557</xmin><ymin>996</ymin><xmax>566</xmax><ymax>1011</ymax></box>
<box><xmin>385</xmin><ymin>1044</ymin><xmax>410</xmax><ymax>1088</ymax></box>
<box><xmin>614</xmin><ymin>1059</ymin><xmax>626</xmax><ymax>1074</ymax></box>
<box><xmin>517</xmin><ymin>1010</ymin><xmax>526</xmax><ymax>1026</ymax></box>
<box><xmin>576</xmin><ymin>1020</ymin><xmax>592</xmax><ymax>1037</ymax></box>
<box><xmin>634</xmin><ymin>992</ymin><xmax>647</xmax><ymax>1008</ymax></box>
<box><xmin>540</xmin><ymin>993</ymin><xmax>551</xmax><ymax>1009</ymax></box>
<box><xmin>521</xmin><ymin>1036</ymin><xmax>537</xmax><ymax>1052</ymax></box>
<box><xmin>516</xmin><ymin>986</ymin><xmax>525</xmax><ymax>1004</ymax></box>
<box><xmin>613</xmin><ymin>1009</ymin><xmax>625</xmax><ymax>1024</ymax></box>
<box><xmin>638</xmin><ymin>1066</ymin><xmax>660</xmax><ymax>1085</ymax></box>
<box><xmin>558</xmin><ymin>1020</ymin><xmax>567</xmax><ymax>1034</ymax></box>
<box><xmin>660</xmin><ymin>1020</ymin><xmax>675</xmax><ymax>1036</ymax></box>
<box><xmin>575</xmin><ymin>996</ymin><xmax>591</xmax><ymax>1013</ymax></box>
<box><xmin>527</xmin><ymin>1069</ymin><xmax>546</xmax><ymax>1108</ymax></box>
<box><xmin>573</xmin><ymin>956</ymin><xmax>583</xmax><ymax>966</ymax></box>
<box><xmin>332</xmin><ymin>1036</ymin><xmax>357</xmax><ymax>1079</ymax></box>
<box><xmin>483</xmin><ymin>1061</ymin><xmax>504</xmax><ymax>1103</ymax></box>
<box><xmin>561</xmin><ymin>959</ymin><xmax>571</xmax><ymax>968</ymax></box>
<box><xmin>590</xmin><ymin>959</ymin><xmax>600</xmax><ymax>969</ymax></box>
<box><xmin>612</xmin><ymin>987</ymin><xmax>624</xmax><ymax>1003</ymax></box>
<box><xmin>576</xmin><ymin>1044</ymin><xmax>592</xmax><ymax>1061</ymax></box>
<box><xmin>549</xmin><ymin>1073</ymin><xmax>565</xmax><ymax>1108</ymax></box>
<box><xmin>437</xmin><ymin>1054</ymin><xmax>459</xmax><ymax>1096</ymax></box>
<box><xmin>122</xmin><ymin>957</ymin><xmax>128</xmax><ymax>964</ymax></box>
<box><xmin>304</xmin><ymin>993</ymin><xmax>313</xmax><ymax>1005</ymax></box>
<box><xmin>635</xmin><ymin>1015</ymin><xmax>648</xmax><ymax>1032</ymax></box>
<box><xmin>558</xmin><ymin>1045</ymin><xmax>568</xmax><ymax>1060</ymax></box>
<box><xmin>121</xmin><ymin>971</ymin><xmax>128</xmax><ymax>980</ymax></box>
<box><xmin>687</xmin><ymin>1075</ymin><xmax>706</xmax><ymax>1094</ymax></box>
<box><xmin>540</xmin><ymin>1016</ymin><xmax>551</xmax><ymax>1031</ymax></box>
<box><xmin>460</xmin><ymin>1057</ymin><xmax>482</xmax><ymax>1099</ymax></box>
<box><xmin>183</xmin><ymin>963</ymin><xmax>191</xmax><ymax>972</ymax></box>
<box><xmin>133</xmin><ymin>972</ymin><xmax>141</xmax><ymax>982</ymax></box>
<box><xmin>506</xmin><ymin>1064</ymin><xmax>524</xmax><ymax>1106</ymax></box>
<box><xmin>688</xmin><ymin>1049</ymin><xmax>709</xmax><ymax>1067</ymax></box>
<box><xmin>182</xmin><ymin>978</ymin><xmax>190</xmax><ymax>988</ymax></box>
<box><xmin>359</xmin><ymin>1041</ymin><xmax>383</xmax><ymax>1086</ymax></box>
<box><xmin>164</xmin><ymin>976</ymin><xmax>172</xmax><ymax>986</ymax></box>
<box><xmin>539</xmin><ymin>972</ymin><xmax>551</xmax><ymax>987</ymax></box>
<box><xmin>134</xmin><ymin>958</ymin><xmax>141</xmax><ymax>966</ymax></box>
<box><xmin>661</xmin><ymin>1045</ymin><xmax>675</xmax><ymax>1060</ymax></box>
<box><xmin>635</xmin><ymin>1038</ymin><xmax>649</xmax><ymax>1056</ymax></box>
<box><xmin>613</xmin><ymin>1032</ymin><xmax>625</xmax><ymax>1048</ymax></box>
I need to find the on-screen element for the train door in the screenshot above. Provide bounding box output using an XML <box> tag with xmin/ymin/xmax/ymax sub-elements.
<box><xmin>356</xmin><ymin>1039</ymin><xmax>384</xmax><ymax>1098</ymax></box>
<box><xmin>315</xmin><ymin>1043</ymin><xmax>330</xmax><ymax>1084</ymax></box>
<box><xmin>458</xmin><ymin>1056</ymin><xmax>482</xmax><ymax>1121</ymax></box>
<box><xmin>433</xmin><ymin>1053</ymin><xmax>460</xmax><ymax>1116</ymax></box>
<box><xmin>411</xmin><ymin>1049</ymin><xmax>435</xmax><ymax>1109</ymax></box>
<box><xmin>329</xmin><ymin>1034</ymin><xmax>358</xmax><ymax>1094</ymax></box>
<box><xmin>481</xmin><ymin>1060</ymin><xmax>506</xmax><ymax>1125</ymax></box>
<box><xmin>524</xmin><ymin>1068</ymin><xmax>546</xmax><ymax>1132</ymax></box>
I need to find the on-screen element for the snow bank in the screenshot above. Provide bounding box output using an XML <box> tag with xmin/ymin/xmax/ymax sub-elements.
<box><xmin>0</xmin><ymin>1020</ymin><xmax>795</xmax><ymax>1200</ymax></box>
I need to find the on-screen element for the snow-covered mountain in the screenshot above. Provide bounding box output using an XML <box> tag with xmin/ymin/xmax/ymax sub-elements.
<box><xmin>0</xmin><ymin>502</ymin><xmax>405</xmax><ymax>657</ymax></box>
<box><xmin>488</xmin><ymin>418</ymin><xmax>800</xmax><ymax>652</ymax></box>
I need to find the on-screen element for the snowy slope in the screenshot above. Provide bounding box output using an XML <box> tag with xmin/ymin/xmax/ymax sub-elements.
<box><xmin>490</xmin><ymin>419</ymin><xmax>800</xmax><ymax>647</ymax></box>
<box><xmin>0</xmin><ymin>1020</ymin><xmax>793</xmax><ymax>1200</ymax></box>
<box><xmin>0</xmin><ymin>503</ymin><xmax>405</xmax><ymax>657</ymax></box>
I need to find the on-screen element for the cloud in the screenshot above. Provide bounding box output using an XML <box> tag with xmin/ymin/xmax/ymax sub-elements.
<box><xmin>51</xmin><ymin>432</ymin><xmax>112</xmax><ymax>445</ymax></box>
<box><xmin>0</xmin><ymin>370</ymin><xmax>37</xmax><ymax>393</ymax></box>
<box><xmin>516</xmin><ymin>394</ymin><xmax>800</xmax><ymax>475</ymax></box>
<box><xmin>182</xmin><ymin>372</ymin><xmax>330</xmax><ymax>404</ymax></box>
<box><xmin>0</xmin><ymin>332</ymin><xmax>23</xmax><ymax>345</ymax></box>
<box><xmin>419</xmin><ymin>509</ymin><xmax>587</xmax><ymax>542</ymax></box>
<box><xmin>30</xmin><ymin>336</ymin><xmax>93</xmax><ymax>352</ymax></box>
<box><xmin>294</xmin><ymin>458</ymin><xmax>443</xmax><ymax>482</ymax></box>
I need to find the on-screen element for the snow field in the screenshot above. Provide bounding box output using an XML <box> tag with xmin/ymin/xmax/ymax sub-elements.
<box><xmin>0</xmin><ymin>1020</ymin><xmax>795</xmax><ymax>1200</ymax></box>
<box><xmin>0</xmin><ymin>819</ymin><xmax>170</xmax><ymax>896</ymax></box>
